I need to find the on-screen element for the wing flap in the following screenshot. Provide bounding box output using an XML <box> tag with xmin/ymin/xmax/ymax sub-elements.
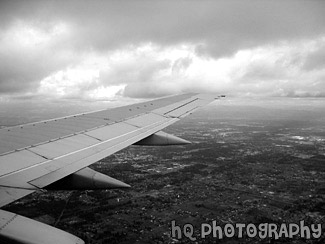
<box><xmin>0</xmin><ymin>150</ymin><xmax>46</xmax><ymax>177</ymax></box>
<box><xmin>28</xmin><ymin>134</ymin><xmax>100</xmax><ymax>160</ymax></box>
<box><xmin>0</xmin><ymin>187</ymin><xmax>35</xmax><ymax>207</ymax></box>
<box><xmin>84</xmin><ymin>122</ymin><xmax>137</xmax><ymax>141</ymax></box>
<box><xmin>124</xmin><ymin>113</ymin><xmax>167</xmax><ymax>127</ymax></box>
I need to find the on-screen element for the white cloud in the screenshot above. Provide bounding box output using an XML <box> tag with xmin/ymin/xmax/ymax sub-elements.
<box><xmin>33</xmin><ymin>36</ymin><xmax>325</xmax><ymax>100</ymax></box>
<box><xmin>1</xmin><ymin>1</ymin><xmax>325</xmax><ymax>100</ymax></box>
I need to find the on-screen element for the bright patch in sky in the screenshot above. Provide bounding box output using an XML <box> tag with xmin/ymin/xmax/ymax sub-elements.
<box><xmin>2</xmin><ymin>21</ymin><xmax>69</xmax><ymax>48</ymax></box>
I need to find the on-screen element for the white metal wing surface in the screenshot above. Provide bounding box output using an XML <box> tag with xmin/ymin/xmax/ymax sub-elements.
<box><xmin>0</xmin><ymin>93</ymin><xmax>222</xmax><ymax>244</ymax></box>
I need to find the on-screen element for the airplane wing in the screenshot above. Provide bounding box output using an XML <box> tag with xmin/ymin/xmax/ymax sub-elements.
<box><xmin>0</xmin><ymin>93</ymin><xmax>223</xmax><ymax>244</ymax></box>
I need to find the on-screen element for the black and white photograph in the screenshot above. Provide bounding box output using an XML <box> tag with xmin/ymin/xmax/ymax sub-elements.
<box><xmin>0</xmin><ymin>1</ymin><xmax>325</xmax><ymax>243</ymax></box>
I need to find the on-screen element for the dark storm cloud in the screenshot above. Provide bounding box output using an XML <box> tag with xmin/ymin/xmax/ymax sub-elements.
<box><xmin>0</xmin><ymin>43</ymin><xmax>74</xmax><ymax>94</ymax></box>
<box><xmin>1</xmin><ymin>0</ymin><xmax>325</xmax><ymax>54</ymax></box>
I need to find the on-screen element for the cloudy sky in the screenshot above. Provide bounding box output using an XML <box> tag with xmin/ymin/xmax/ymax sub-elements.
<box><xmin>1</xmin><ymin>0</ymin><xmax>325</xmax><ymax>103</ymax></box>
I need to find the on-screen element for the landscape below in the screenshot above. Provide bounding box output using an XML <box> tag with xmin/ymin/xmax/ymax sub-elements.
<box><xmin>3</xmin><ymin>97</ymin><xmax>325</xmax><ymax>243</ymax></box>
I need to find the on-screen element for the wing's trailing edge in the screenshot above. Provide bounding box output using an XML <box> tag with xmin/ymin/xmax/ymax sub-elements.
<box><xmin>0</xmin><ymin>93</ymin><xmax>224</xmax><ymax>244</ymax></box>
